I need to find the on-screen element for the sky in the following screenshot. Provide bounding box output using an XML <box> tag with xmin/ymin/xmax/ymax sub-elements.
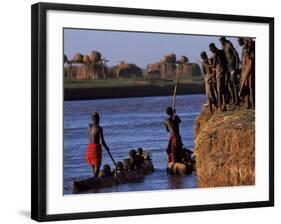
<box><xmin>64</xmin><ymin>28</ymin><xmax>243</xmax><ymax>68</ymax></box>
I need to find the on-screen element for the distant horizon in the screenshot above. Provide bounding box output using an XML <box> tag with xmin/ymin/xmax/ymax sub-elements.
<box><xmin>64</xmin><ymin>28</ymin><xmax>245</xmax><ymax>68</ymax></box>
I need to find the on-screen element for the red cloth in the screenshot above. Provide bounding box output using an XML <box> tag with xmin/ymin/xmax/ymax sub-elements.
<box><xmin>85</xmin><ymin>143</ymin><xmax>102</xmax><ymax>166</ymax></box>
<box><xmin>167</xmin><ymin>135</ymin><xmax>180</xmax><ymax>163</ymax></box>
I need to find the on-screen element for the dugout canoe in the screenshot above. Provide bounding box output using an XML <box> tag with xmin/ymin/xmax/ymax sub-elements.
<box><xmin>167</xmin><ymin>162</ymin><xmax>193</xmax><ymax>175</ymax></box>
<box><xmin>72</xmin><ymin>161</ymin><xmax>154</xmax><ymax>193</ymax></box>
<box><xmin>166</xmin><ymin>148</ymin><xmax>196</xmax><ymax>175</ymax></box>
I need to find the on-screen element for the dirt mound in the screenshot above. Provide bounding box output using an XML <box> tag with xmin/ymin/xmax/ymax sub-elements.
<box><xmin>194</xmin><ymin>105</ymin><xmax>255</xmax><ymax>187</ymax></box>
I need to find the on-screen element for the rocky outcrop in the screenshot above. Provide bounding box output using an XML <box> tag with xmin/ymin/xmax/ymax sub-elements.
<box><xmin>194</xmin><ymin>105</ymin><xmax>255</xmax><ymax>187</ymax></box>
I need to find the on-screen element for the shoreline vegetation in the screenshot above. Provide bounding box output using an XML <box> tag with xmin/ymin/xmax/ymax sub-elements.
<box><xmin>64</xmin><ymin>78</ymin><xmax>204</xmax><ymax>101</ymax></box>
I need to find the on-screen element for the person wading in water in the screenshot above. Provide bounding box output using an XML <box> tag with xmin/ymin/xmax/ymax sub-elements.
<box><xmin>85</xmin><ymin>112</ymin><xmax>110</xmax><ymax>177</ymax></box>
<box><xmin>164</xmin><ymin>107</ymin><xmax>182</xmax><ymax>163</ymax></box>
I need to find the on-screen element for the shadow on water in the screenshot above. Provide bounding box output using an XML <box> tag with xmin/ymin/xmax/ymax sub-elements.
<box><xmin>64</xmin><ymin>94</ymin><xmax>205</xmax><ymax>194</ymax></box>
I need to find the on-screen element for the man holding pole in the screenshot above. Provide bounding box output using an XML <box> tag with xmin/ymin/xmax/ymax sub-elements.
<box><xmin>164</xmin><ymin>107</ymin><xmax>182</xmax><ymax>163</ymax></box>
<box><xmin>85</xmin><ymin>112</ymin><xmax>111</xmax><ymax>177</ymax></box>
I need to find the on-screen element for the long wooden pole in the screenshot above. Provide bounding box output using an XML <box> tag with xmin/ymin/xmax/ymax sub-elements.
<box><xmin>239</xmin><ymin>59</ymin><xmax>252</xmax><ymax>97</ymax></box>
<box><xmin>106</xmin><ymin>149</ymin><xmax>117</xmax><ymax>167</ymax></box>
<box><xmin>172</xmin><ymin>63</ymin><xmax>185</xmax><ymax>111</ymax></box>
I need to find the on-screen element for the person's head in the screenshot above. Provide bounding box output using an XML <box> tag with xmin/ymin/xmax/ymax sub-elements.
<box><xmin>103</xmin><ymin>164</ymin><xmax>111</xmax><ymax>174</ymax></box>
<box><xmin>91</xmin><ymin>112</ymin><xmax>100</xmax><ymax>124</ymax></box>
<box><xmin>237</xmin><ymin>37</ymin><xmax>244</xmax><ymax>46</ymax></box>
<box><xmin>166</xmin><ymin>106</ymin><xmax>173</xmax><ymax>116</ymax></box>
<box><xmin>129</xmin><ymin>149</ymin><xmax>137</xmax><ymax>160</ymax></box>
<box><xmin>209</xmin><ymin>43</ymin><xmax>217</xmax><ymax>53</ymax></box>
<box><xmin>219</xmin><ymin>36</ymin><xmax>227</xmax><ymax>47</ymax></box>
<box><xmin>244</xmin><ymin>38</ymin><xmax>253</xmax><ymax>49</ymax></box>
<box><xmin>200</xmin><ymin>51</ymin><xmax>208</xmax><ymax>61</ymax></box>
<box><xmin>137</xmin><ymin>147</ymin><xmax>143</xmax><ymax>156</ymax></box>
<box><xmin>123</xmin><ymin>158</ymin><xmax>133</xmax><ymax>170</ymax></box>
<box><xmin>116</xmin><ymin>161</ymin><xmax>124</xmax><ymax>171</ymax></box>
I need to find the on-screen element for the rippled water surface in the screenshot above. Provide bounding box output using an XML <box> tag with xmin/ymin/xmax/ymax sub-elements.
<box><xmin>64</xmin><ymin>94</ymin><xmax>205</xmax><ymax>194</ymax></box>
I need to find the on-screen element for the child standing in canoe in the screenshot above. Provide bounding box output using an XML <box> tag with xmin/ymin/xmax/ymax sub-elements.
<box><xmin>85</xmin><ymin>112</ymin><xmax>110</xmax><ymax>177</ymax></box>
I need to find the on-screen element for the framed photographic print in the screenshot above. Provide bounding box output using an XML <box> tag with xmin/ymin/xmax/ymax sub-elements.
<box><xmin>31</xmin><ymin>2</ymin><xmax>274</xmax><ymax>222</ymax></box>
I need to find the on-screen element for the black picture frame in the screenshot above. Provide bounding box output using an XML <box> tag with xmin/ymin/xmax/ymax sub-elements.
<box><xmin>31</xmin><ymin>2</ymin><xmax>274</xmax><ymax>222</ymax></box>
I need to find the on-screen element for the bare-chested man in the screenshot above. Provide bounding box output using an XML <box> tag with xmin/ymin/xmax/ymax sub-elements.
<box><xmin>164</xmin><ymin>107</ymin><xmax>181</xmax><ymax>163</ymax></box>
<box><xmin>220</xmin><ymin>37</ymin><xmax>240</xmax><ymax>105</ymax></box>
<box><xmin>238</xmin><ymin>37</ymin><xmax>255</xmax><ymax>109</ymax></box>
<box><xmin>85</xmin><ymin>112</ymin><xmax>110</xmax><ymax>177</ymax></box>
<box><xmin>209</xmin><ymin>43</ymin><xmax>228</xmax><ymax>111</ymax></box>
<box><xmin>200</xmin><ymin>51</ymin><xmax>218</xmax><ymax>113</ymax></box>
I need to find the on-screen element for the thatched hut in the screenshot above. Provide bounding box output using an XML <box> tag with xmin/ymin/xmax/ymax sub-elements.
<box><xmin>90</xmin><ymin>51</ymin><xmax>102</xmax><ymax>63</ymax></box>
<box><xmin>179</xmin><ymin>55</ymin><xmax>188</xmax><ymax>64</ymax></box>
<box><xmin>64</xmin><ymin>64</ymin><xmax>74</xmax><ymax>78</ymax></box>
<box><xmin>75</xmin><ymin>65</ymin><xmax>87</xmax><ymax>79</ymax></box>
<box><xmin>147</xmin><ymin>54</ymin><xmax>202</xmax><ymax>80</ymax></box>
<box><xmin>82</xmin><ymin>55</ymin><xmax>91</xmax><ymax>79</ymax></box>
<box><xmin>163</xmin><ymin>53</ymin><xmax>176</xmax><ymax>63</ymax></box>
<box><xmin>179</xmin><ymin>63</ymin><xmax>202</xmax><ymax>79</ymax></box>
<box><xmin>161</xmin><ymin>53</ymin><xmax>177</xmax><ymax>79</ymax></box>
<box><xmin>147</xmin><ymin>63</ymin><xmax>162</xmax><ymax>78</ymax></box>
<box><xmin>110</xmin><ymin>62</ymin><xmax>143</xmax><ymax>79</ymax></box>
<box><xmin>67</xmin><ymin>51</ymin><xmax>109</xmax><ymax>79</ymax></box>
<box><xmin>146</xmin><ymin>53</ymin><xmax>177</xmax><ymax>79</ymax></box>
<box><xmin>72</xmin><ymin>53</ymin><xmax>84</xmax><ymax>63</ymax></box>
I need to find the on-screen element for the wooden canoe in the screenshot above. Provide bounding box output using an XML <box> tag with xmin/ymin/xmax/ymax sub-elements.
<box><xmin>72</xmin><ymin>161</ymin><xmax>154</xmax><ymax>193</ymax></box>
<box><xmin>167</xmin><ymin>162</ymin><xmax>193</xmax><ymax>175</ymax></box>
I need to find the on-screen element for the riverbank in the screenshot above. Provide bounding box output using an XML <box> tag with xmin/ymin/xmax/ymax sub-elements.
<box><xmin>194</xmin><ymin>105</ymin><xmax>255</xmax><ymax>187</ymax></box>
<box><xmin>64</xmin><ymin>82</ymin><xmax>204</xmax><ymax>100</ymax></box>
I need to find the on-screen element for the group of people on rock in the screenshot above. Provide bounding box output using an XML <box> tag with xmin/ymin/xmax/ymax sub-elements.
<box><xmin>201</xmin><ymin>36</ymin><xmax>255</xmax><ymax>113</ymax></box>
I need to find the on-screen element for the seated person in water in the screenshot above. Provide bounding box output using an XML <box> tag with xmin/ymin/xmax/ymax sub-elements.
<box><xmin>136</xmin><ymin>148</ymin><xmax>146</xmax><ymax>163</ymax></box>
<box><xmin>180</xmin><ymin>148</ymin><xmax>193</xmax><ymax>166</ymax></box>
<box><xmin>85</xmin><ymin>112</ymin><xmax>110</xmax><ymax>177</ymax></box>
<box><xmin>137</xmin><ymin>147</ymin><xmax>153</xmax><ymax>162</ymax></box>
<box><xmin>164</xmin><ymin>107</ymin><xmax>182</xmax><ymax>163</ymax></box>
<box><xmin>129</xmin><ymin>149</ymin><xmax>143</xmax><ymax>169</ymax></box>
<box><xmin>123</xmin><ymin>158</ymin><xmax>135</xmax><ymax>171</ymax></box>
<box><xmin>137</xmin><ymin>147</ymin><xmax>154</xmax><ymax>172</ymax></box>
<box><xmin>98</xmin><ymin>164</ymin><xmax>113</xmax><ymax>178</ymax></box>
<box><xmin>116</xmin><ymin>159</ymin><xmax>144</xmax><ymax>183</ymax></box>
<box><xmin>113</xmin><ymin>161</ymin><xmax>124</xmax><ymax>176</ymax></box>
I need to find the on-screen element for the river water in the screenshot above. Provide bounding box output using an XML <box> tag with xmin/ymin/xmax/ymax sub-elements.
<box><xmin>64</xmin><ymin>94</ymin><xmax>206</xmax><ymax>194</ymax></box>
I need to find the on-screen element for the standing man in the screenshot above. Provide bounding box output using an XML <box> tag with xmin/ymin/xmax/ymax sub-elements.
<box><xmin>238</xmin><ymin>37</ymin><xmax>255</xmax><ymax>109</ymax></box>
<box><xmin>209</xmin><ymin>43</ymin><xmax>228</xmax><ymax>111</ymax></box>
<box><xmin>219</xmin><ymin>37</ymin><xmax>240</xmax><ymax>105</ymax></box>
<box><xmin>200</xmin><ymin>51</ymin><xmax>218</xmax><ymax>113</ymax></box>
<box><xmin>85</xmin><ymin>112</ymin><xmax>110</xmax><ymax>177</ymax></box>
<box><xmin>164</xmin><ymin>107</ymin><xmax>181</xmax><ymax>163</ymax></box>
